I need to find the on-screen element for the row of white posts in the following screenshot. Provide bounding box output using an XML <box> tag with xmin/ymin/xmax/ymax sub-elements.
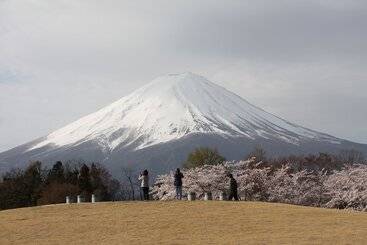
<box><xmin>66</xmin><ymin>194</ymin><xmax>98</xmax><ymax>204</ymax></box>
<box><xmin>187</xmin><ymin>192</ymin><xmax>227</xmax><ymax>201</ymax></box>
<box><xmin>66</xmin><ymin>192</ymin><xmax>227</xmax><ymax>203</ymax></box>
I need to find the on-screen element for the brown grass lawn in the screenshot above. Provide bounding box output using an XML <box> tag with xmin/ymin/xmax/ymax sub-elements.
<box><xmin>0</xmin><ymin>201</ymin><xmax>366</xmax><ymax>245</ymax></box>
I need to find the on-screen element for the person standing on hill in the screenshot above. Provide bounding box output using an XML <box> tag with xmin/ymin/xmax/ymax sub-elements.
<box><xmin>174</xmin><ymin>168</ymin><xmax>184</xmax><ymax>200</ymax></box>
<box><xmin>228</xmin><ymin>173</ymin><xmax>239</xmax><ymax>201</ymax></box>
<box><xmin>139</xmin><ymin>169</ymin><xmax>149</xmax><ymax>200</ymax></box>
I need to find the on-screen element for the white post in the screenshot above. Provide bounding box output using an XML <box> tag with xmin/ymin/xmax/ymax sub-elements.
<box><xmin>188</xmin><ymin>192</ymin><xmax>196</xmax><ymax>201</ymax></box>
<box><xmin>219</xmin><ymin>192</ymin><xmax>227</xmax><ymax>201</ymax></box>
<box><xmin>204</xmin><ymin>192</ymin><xmax>212</xmax><ymax>201</ymax></box>
<box><xmin>91</xmin><ymin>194</ymin><xmax>96</xmax><ymax>203</ymax></box>
<box><xmin>77</xmin><ymin>195</ymin><xmax>83</xmax><ymax>204</ymax></box>
<box><xmin>66</xmin><ymin>196</ymin><xmax>70</xmax><ymax>204</ymax></box>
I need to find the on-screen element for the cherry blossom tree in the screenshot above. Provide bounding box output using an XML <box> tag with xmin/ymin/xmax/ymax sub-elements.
<box><xmin>324</xmin><ymin>164</ymin><xmax>367</xmax><ymax>211</ymax></box>
<box><xmin>152</xmin><ymin>159</ymin><xmax>367</xmax><ymax>211</ymax></box>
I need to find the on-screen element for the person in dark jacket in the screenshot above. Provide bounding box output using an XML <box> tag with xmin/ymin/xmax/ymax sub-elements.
<box><xmin>138</xmin><ymin>169</ymin><xmax>149</xmax><ymax>200</ymax></box>
<box><xmin>228</xmin><ymin>173</ymin><xmax>239</xmax><ymax>201</ymax></box>
<box><xmin>174</xmin><ymin>168</ymin><xmax>184</xmax><ymax>200</ymax></box>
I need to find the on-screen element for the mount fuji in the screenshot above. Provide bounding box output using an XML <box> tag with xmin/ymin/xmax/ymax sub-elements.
<box><xmin>0</xmin><ymin>72</ymin><xmax>366</xmax><ymax>175</ymax></box>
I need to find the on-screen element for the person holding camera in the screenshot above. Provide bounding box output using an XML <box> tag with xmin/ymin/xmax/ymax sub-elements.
<box><xmin>139</xmin><ymin>169</ymin><xmax>150</xmax><ymax>200</ymax></box>
<box><xmin>174</xmin><ymin>168</ymin><xmax>184</xmax><ymax>200</ymax></box>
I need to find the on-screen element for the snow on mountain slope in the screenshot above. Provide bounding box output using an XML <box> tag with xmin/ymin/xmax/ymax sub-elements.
<box><xmin>28</xmin><ymin>72</ymin><xmax>341</xmax><ymax>152</ymax></box>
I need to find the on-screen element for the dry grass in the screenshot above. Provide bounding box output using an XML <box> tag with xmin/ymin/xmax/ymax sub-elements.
<box><xmin>0</xmin><ymin>201</ymin><xmax>366</xmax><ymax>245</ymax></box>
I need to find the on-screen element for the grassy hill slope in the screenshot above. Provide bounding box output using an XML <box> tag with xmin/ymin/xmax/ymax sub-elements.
<box><xmin>0</xmin><ymin>201</ymin><xmax>366</xmax><ymax>244</ymax></box>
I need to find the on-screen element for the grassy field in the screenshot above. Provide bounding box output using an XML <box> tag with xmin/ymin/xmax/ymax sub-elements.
<box><xmin>0</xmin><ymin>201</ymin><xmax>366</xmax><ymax>245</ymax></box>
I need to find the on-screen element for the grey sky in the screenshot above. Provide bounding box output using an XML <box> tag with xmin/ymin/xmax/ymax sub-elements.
<box><xmin>0</xmin><ymin>0</ymin><xmax>367</xmax><ymax>152</ymax></box>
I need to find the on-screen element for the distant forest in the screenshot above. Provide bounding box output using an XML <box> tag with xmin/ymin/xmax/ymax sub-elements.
<box><xmin>0</xmin><ymin>147</ymin><xmax>365</xmax><ymax>211</ymax></box>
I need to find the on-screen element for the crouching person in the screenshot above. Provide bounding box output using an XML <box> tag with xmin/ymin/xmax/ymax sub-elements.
<box><xmin>228</xmin><ymin>173</ymin><xmax>239</xmax><ymax>201</ymax></box>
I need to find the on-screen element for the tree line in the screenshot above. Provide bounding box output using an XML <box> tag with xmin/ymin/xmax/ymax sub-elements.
<box><xmin>184</xmin><ymin>147</ymin><xmax>366</xmax><ymax>171</ymax></box>
<box><xmin>0</xmin><ymin>161</ymin><xmax>122</xmax><ymax>210</ymax></box>
<box><xmin>0</xmin><ymin>147</ymin><xmax>365</xmax><ymax>210</ymax></box>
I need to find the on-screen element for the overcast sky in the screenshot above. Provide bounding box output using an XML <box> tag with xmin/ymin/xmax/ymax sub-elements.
<box><xmin>1</xmin><ymin>0</ymin><xmax>367</xmax><ymax>152</ymax></box>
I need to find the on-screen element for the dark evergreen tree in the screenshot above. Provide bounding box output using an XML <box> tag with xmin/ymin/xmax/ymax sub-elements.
<box><xmin>46</xmin><ymin>161</ymin><xmax>65</xmax><ymax>184</ymax></box>
<box><xmin>0</xmin><ymin>162</ymin><xmax>42</xmax><ymax>209</ymax></box>
<box><xmin>0</xmin><ymin>169</ymin><xmax>28</xmax><ymax>209</ymax></box>
<box><xmin>23</xmin><ymin>161</ymin><xmax>43</xmax><ymax>206</ymax></box>
<box><xmin>64</xmin><ymin>163</ymin><xmax>79</xmax><ymax>185</ymax></box>
<box><xmin>78</xmin><ymin>164</ymin><xmax>92</xmax><ymax>197</ymax></box>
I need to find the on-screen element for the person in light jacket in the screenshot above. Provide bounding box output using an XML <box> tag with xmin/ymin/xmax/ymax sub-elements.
<box><xmin>139</xmin><ymin>169</ymin><xmax>149</xmax><ymax>200</ymax></box>
<box><xmin>174</xmin><ymin>168</ymin><xmax>184</xmax><ymax>200</ymax></box>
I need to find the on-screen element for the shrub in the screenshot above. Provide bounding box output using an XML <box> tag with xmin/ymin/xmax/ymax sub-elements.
<box><xmin>183</xmin><ymin>147</ymin><xmax>225</xmax><ymax>169</ymax></box>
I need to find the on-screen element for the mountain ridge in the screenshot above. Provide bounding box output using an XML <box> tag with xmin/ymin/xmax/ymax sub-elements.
<box><xmin>0</xmin><ymin>72</ymin><xmax>366</xmax><ymax>174</ymax></box>
<box><xmin>27</xmin><ymin>72</ymin><xmax>342</xmax><ymax>151</ymax></box>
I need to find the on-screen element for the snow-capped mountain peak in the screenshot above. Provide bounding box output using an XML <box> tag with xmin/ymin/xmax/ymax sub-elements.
<box><xmin>29</xmin><ymin>72</ymin><xmax>340</xmax><ymax>152</ymax></box>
